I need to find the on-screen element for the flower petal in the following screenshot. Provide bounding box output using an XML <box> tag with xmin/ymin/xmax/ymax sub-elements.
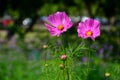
<box><xmin>85</xmin><ymin>18</ymin><xmax>94</xmax><ymax>28</ymax></box>
<box><xmin>48</xmin><ymin>12</ymin><xmax>65</xmax><ymax>27</ymax></box>
<box><xmin>62</xmin><ymin>12</ymin><xmax>73</xmax><ymax>29</ymax></box>
<box><xmin>77</xmin><ymin>22</ymin><xmax>87</xmax><ymax>38</ymax></box>
<box><xmin>92</xmin><ymin>29</ymin><xmax>100</xmax><ymax>38</ymax></box>
<box><xmin>92</xmin><ymin>20</ymin><xmax>100</xmax><ymax>31</ymax></box>
<box><xmin>45</xmin><ymin>23</ymin><xmax>61</xmax><ymax>36</ymax></box>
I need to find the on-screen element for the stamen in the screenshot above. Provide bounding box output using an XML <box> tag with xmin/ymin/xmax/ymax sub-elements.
<box><xmin>86</xmin><ymin>30</ymin><xmax>93</xmax><ymax>36</ymax></box>
<box><xmin>58</xmin><ymin>24</ymin><xmax>64</xmax><ymax>31</ymax></box>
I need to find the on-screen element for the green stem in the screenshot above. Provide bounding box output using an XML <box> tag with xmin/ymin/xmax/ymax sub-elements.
<box><xmin>61</xmin><ymin>33</ymin><xmax>69</xmax><ymax>80</ymax></box>
<box><xmin>84</xmin><ymin>39</ymin><xmax>91</xmax><ymax>79</ymax></box>
<box><xmin>65</xmin><ymin>59</ymin><xmax>69</xmax><ymax>80</ymax></box>
<box><xmin>63</xmin><ymin>69</ymin><xmax>65</xmax><ymax>80</ymax></box>
<box><xmin>88</xmin><ymin>44</ymin><xmax>91</xmax><ymax>74</ymax></box>
<box><xmin>56</xmin><ymin>71</ymin><xmax>60</xmax><ymax>80</ymax></box>
<box><xmin>61</xmin><ymin>33</ymin><xmax>68</xmax><ymax>48</ymax></box>
<box><xmin>63</xmin><ymin>61</ymin><xmax>66</xmax><ymax>80</ymax></box>
<box><xmin>66</xmin><ymin>65</ymin><xmax>69</xmax><ymax>80</ymax></box>
<box><xmin>44</xmin><ymin>52</ymin><xmax>46</xmax><ymax>63</ymax></box>
<box><xmin>87</xmin><ymin>39</ymin><xmax>91</xmax><ymax>79</ymax></box>
<box><xmin>44</xmin><ymin>52</ymin><xmax>49</xmax><ymax>80</ymax></box>
<box><xmin>46</xmin><ymin>67</ymin><xmax>49</xmax><ymax>80</ymax></box>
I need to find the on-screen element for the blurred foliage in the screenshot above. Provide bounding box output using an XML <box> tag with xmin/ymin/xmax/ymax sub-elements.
<box><xmin>0</xmin><ymin>0</ymin><xmax>120</xmax><ymax>40</ymax></box>
<box><xmin>0</xmin><ymin>52</ymin><xmax>120</xmax><ymax>80</ymax></box>
<box><xmin>0</xmin><ymin>0</ymin><xmax>120</xmax><ymax>17</ymax></box>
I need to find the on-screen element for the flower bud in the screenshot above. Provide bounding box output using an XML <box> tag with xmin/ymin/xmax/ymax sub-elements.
<box><xmin>59</xmin><ymin>64</ymin><xmax>64</xmax><ymax>69</ymax></box>
<box><xmin>105</xmin><ymin>72</ymin><xmax>110</xmax><ymax>77</ymax></box>
<box><xmin>45</xmin><ymin>63</ymin><xmax>48</xmax><ymax>67</ymax></box>
<box><xmin>43</xmin><ymin>45</ymin><xmax>48</xmax><ymax>49</ymax></box>
<box><xmin>61</xmin><ymin>54</ymin><xmax>67</xmax><ymax>61</ymax></box>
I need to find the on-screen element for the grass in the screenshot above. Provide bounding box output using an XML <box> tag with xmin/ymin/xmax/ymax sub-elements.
<box><xmin>0</xmin><ymin>52</ymin><xmax>120</xmax><ymax>80</ymax></box>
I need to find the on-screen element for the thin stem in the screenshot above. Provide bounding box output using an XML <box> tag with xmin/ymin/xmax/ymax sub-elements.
<box><xmin>87</xmin><ymin>39</ymin><xmax>91</xmax><ymax>79</ymax></box>
<box><xmin>61</xmin><ymin>33</ymin><xmax>68</xmax><ymax>48</ymax></box>
<box><xmin>63</xmin><ymin>61</ymin><xmax>66</xmax><ymax>80</ymax></box>
<box><xmin>44</xmin><ymin>52</ymin><xmax>47</xmax><ymax>63</ymax></box>
<box><xmin>87</xmin><ymin>44</ymin><xmax>91</xmax><ymax>73</ymax></box>
<box><xmin>67</xmin><ymin>70</ymin><xmax>69</xmax><ymax>80</ymax></box>
<box><xmin>63</xmin><ymin>69</ymin><xmax>66</xmax><ymax>80</ymax></box>
<box><xmin>56</xmin><ymin>71</ymin><xmax>60</xmax><ymax>80</ymax></box>
<box><xmin>44</xmin><ymin>52</ymin><xmax>49</xmax><ymax>80</ymax></box>
<box><xmin>45</xmin><ymin>67</ymin><xmax>49</xmax><ymax>80</ymax></box>
<box><xmin>66</xmin><ymin>61</ymin><xmax>69</xmax><ymax>80</ymax></box>
<box><xmin>61</xmin><ymin>33</ymin><xmax>69</xmax><ymax>80</ymax></box>
<box><xmin>105</xmin><ymin>77</ymin><xmax>109</xmax><ymax>80</ymax></box>
<box><xmin>84</xmin><ymin>39</ymin><xmax>91</xmax><ymax>79</ymax></box>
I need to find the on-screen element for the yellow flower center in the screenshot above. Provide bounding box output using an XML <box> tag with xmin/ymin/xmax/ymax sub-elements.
<box><xmin>86</xmin><ymin>30</ymin><xmax>93</xmax><ymax>36</ymax></box>
<box><xmin>58</xmin><ymin>24</ymin><xmax>64</xmax><ymax>31</ymax></box>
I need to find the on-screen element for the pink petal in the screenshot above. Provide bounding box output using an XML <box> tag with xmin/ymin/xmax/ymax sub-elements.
<box><xmin>62</xmin><ymin>12</ymin><xmax>73</xmax><ymax>29</ymax></box>
<box><xmin>93</xmin><ymin>20</ymin><xmax>100</xmax><ymax>30</ymax></box>
<box><xmin>48</xmin><ymin>12</ymin><xmax>64</xmax><ymax>27</ymax></box>
<box><xmin>45</xmin><ymin>23</ymin><xmax>61</xmax><ymax>36</ymax></box>
<box><xmin>92</xmin><ymin>29</ymin><xmax>100</xmax><ymax>38</ymax></box>
<box><xmin>85</xmin><ymin>18</ymin><xmax>94</xmax><ymax>28</ymax></box>
<box><xmin>91</xmin><ymin>20</ymin><xmax>100</xmax><ymax>38</ymax></box>
<box><xmin>91</xmin><ymin>37</ymin><xmax>95</xmax><ymax>41</ymax></box>
<box><xmin>77</xmin><ymin>22</ymin><xmax>87</xmax><ymax>38</ymax></box>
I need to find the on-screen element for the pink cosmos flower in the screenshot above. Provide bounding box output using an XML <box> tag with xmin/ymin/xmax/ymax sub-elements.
<box><xmin>45</xmin><ymin>12</ymin><xmax>72</xmax><ymax>36</ymax></box>
<box><xmin>77</xmin><ymin>18</ymin><xmax>100</xmax><ymax>40</ymax></box>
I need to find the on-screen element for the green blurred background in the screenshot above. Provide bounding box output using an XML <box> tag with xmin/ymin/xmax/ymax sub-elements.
<box><xmin>0</xmin><ymin>0</ymin><xmax>120</xmax><ymax>80</ymax></box>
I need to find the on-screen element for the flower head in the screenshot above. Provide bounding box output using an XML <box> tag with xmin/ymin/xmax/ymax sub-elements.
<box><xmin>45</xmin><ymin>12</ymin><xmax>72</xmax><ymax>36</ymax></box>
<box><xmin>77</xmin><ymin>18</ymin><xmax>100</xmax><ymax>40</ymax></box>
